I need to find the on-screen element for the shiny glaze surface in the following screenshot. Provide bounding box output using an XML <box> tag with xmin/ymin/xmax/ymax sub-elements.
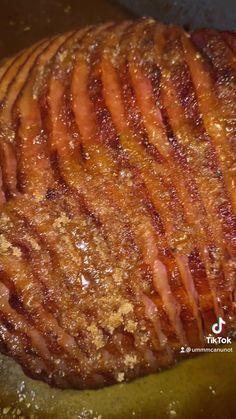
<box><xmin>0</xmin><ymin>19</ymin><xmax>235</xmax><ymax>390</ymax></box>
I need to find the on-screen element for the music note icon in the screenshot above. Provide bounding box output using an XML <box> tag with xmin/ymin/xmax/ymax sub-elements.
<box><xmin>212</xmin><ymin>317</ymin><xmax>226</xmax><ymax>334</ymax></box>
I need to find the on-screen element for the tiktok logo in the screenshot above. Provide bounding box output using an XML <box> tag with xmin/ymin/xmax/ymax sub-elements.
<box><xmin>180</xmin><ymin>316</ymin><xmax>231</xmax><ymax>354</ymax></box>
<box><xmin>212</xmin><ymin>317</ymin><xmax>226</xmax><ymax>335</ymax></box>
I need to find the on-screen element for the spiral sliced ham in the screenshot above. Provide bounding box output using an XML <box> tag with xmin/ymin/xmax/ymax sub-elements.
<box><xmin>0</xmin><ymin>19</ymin><xmax>235</xmax><ymax>389</ymax></box>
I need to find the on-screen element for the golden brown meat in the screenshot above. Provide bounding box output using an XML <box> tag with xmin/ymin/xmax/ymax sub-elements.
<box><xmin>0</xmin><ymin>19</ymin><xmax>235</xmax><ymax>389</ymax></box>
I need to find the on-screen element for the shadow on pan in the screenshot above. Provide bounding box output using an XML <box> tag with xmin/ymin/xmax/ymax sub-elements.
<box><xmin>115</xmin><ymin>0</ymin><xmax>236</xmax><ymax>30</ymax></box>
<box><xmin>0</xmin><ymin>0</ymin><xmax>133</xmax><ymax>60</ymax></box>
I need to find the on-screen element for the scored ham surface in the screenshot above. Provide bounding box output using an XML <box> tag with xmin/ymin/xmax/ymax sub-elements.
<box><xmin>0</xmin><ymin>18</ymin><xmax>235</xmax><ymax>389</ymax></box>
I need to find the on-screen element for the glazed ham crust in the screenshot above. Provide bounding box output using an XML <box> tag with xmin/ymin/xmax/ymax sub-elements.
<box><xmin>0</xmin><ymin>19</ymin><xmax>235</xmax><ymax>389</ymax></box>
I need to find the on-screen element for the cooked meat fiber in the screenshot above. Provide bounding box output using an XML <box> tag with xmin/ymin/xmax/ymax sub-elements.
<box><xmin>0</xmin><ymin>19</ymin><xmax>235</xmax><ymax>389</ymax></box>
